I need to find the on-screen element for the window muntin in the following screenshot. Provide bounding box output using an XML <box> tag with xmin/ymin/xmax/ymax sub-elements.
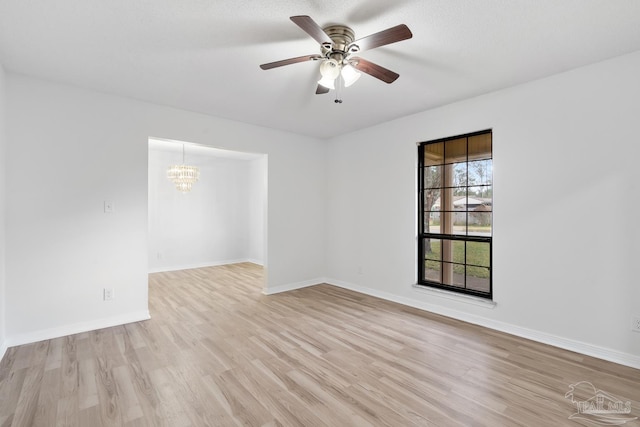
<box><xmin>418</xmin><ymin>130</ymin><xmax>493</xmax><ymax>298</ymax></box>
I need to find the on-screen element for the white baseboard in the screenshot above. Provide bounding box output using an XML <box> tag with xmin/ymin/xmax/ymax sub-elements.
<box><xmin>6</xmin><ymin>310</ymin><xmax>151</xmax><ymax>348</ymax></box>
<box><xmin>0</xmin><ymin>339</ymin><xmax>7</xmax><ymax>363</ymax></box>
<box><xmin>262</xmin><ymin>277</ymin><xmax>324</xmax><ymax>295</ymax></box>
<box><xmin>148</xmin><ymin>259</ymin><xmax>260</xmax><ymax>273</ymax></box>
<box><xmin>325</xmin><ymin>278</ymin><xmax>640</xmax><ymax>370</ymax></box>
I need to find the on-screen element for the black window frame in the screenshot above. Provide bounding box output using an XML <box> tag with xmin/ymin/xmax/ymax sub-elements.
<box><xmin>417</xmin><ymin>129</ymin><xmax>493</xmax><ymax>299</ymax></box>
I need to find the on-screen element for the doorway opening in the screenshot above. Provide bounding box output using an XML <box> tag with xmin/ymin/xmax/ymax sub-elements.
<box><xmin>147</xmin><ymin>137</ymin><xmax>268</xmax><ymax>289</ymax></box>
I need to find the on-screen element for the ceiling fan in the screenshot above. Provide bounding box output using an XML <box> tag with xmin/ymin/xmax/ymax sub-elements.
<box><xmin>260</xmin><ymin>15</ymin><xmax>412</xmax><ymax>96</ymax></box>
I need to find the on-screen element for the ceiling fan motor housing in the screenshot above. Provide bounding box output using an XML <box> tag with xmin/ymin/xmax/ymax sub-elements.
<box><xmin>321</xmin><ymin>25</ymin><xmax>358</xmax><ymax>63</ymax></box>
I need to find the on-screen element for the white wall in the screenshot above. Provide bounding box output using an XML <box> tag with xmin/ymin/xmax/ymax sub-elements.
<box><xmin>0</xmin><ymin>63</ymin><xmax>7</xmax><ymax>359</ymax></box>
<box><xmin>148</xmin><ymin>146</ymin><xmax>265</xmax><ymax>272</ymax></box>
<box><xmin>4</xmin><ymin>52</ymin><xmax>638</xmax><ymax>368</ymax></box>
<box><xmin>5</xmin><ymin>74</ymin><xmax>325</xmax><ymax>345</ymax></box>
<box><xmin>247</xmin><ymin>157</ymin><xmax>267</xmax><ymax>264</ymax></box>
<box><xmin>326</xmin><ymin>50</ymin><xmax>640</xmax><ymax>368</ymax></box>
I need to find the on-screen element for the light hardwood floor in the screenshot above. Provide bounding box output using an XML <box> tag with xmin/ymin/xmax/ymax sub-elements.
<box><xmin>1</xmin><ymin>263</ymin><xmax>639</xmax><ymax>426</ymax></box>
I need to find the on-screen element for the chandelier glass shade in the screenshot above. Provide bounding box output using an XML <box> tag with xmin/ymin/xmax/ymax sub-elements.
<box><xmin>167</xmin><ymin>145</ymin><xmax>200</xmax><ymax>193</ymax></box>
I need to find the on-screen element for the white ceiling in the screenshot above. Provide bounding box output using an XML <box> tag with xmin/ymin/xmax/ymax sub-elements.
<box><xmin>2</xmin><ymin>1</ymin><xmax>640</xmax><ymax>139</ymax></box>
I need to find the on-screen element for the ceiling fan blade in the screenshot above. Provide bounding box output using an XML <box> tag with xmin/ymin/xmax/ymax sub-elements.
<box><xmin>351</xmin><ymin>57</ymin><xmax>399</xmax><ymax>84</ymax></box>
<box><xmin>315</xmin><ymin>85</ymin><xmax>330</xmax><ymax>95</ymax></box>
<box><xmin>260</xmin><ymin>54</ymin><xmax>322</xmax><ymax>70</ymax></box>
<box><xmin>290</xmin><ymin>15</ymin><xmax>332</xmax><ymax>45</ymax></box>
<box><xmin>351</xmin><ymin>24</ymin><xmax>412</xmax><ymax>52</ymax></box>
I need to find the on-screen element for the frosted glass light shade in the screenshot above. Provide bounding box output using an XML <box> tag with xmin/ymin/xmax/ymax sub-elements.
<box><xmin>341</xmin><ymin>64</ymin><xmax>361</xmax><ymax>87</ymax></box>
<box><xmin>318</xmin><ymin>59</ymin><xmax>340</xmax><ymax>89</ymax></box>
<box><xmin>318</xmin><ymin>75</ymin><xmax>336</xmax><ymax>89</ymax></box>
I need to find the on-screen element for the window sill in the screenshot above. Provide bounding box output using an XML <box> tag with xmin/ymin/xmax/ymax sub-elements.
<box><xmin>412</xmin><ymin>284</ymin><xmax>497</xmax><ymax>308</ymax></box>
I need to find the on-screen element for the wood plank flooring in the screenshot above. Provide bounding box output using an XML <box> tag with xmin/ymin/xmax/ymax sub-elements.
<box><xmin>1</xmin><ymin>262</ymin><xmax>639</xmax><ymax>426</ymax></box>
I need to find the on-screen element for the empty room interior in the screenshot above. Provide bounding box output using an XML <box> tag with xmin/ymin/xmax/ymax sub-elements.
<box><xmin>1</xmin><ymin>1</ymin><xmax>640</xmax><ymax>426</ymax></box>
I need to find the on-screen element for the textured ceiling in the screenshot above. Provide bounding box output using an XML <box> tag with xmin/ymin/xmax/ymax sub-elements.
<box><xmin>2</xmin><ymin>1</ymin><xmax>640</xmax><ymax>139</ymax></box>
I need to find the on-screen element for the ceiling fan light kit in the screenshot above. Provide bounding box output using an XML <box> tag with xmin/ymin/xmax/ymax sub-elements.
<box><xmin>260</xmin><ymin>15</ymin><xmax>412</xmax><ymax>100</ymax></box>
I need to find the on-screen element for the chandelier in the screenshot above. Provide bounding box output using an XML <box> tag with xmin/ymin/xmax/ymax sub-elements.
<box><xmin>167</xmin><ymin>144</ymin><xmax>200</xmax><ymax>193</ymax></box>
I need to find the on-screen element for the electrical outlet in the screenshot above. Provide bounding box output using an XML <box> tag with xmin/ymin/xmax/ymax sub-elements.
<box><xmin>633</xmin><ymin>316</ymin><xmax>640</xmax><ymax>333</ymax></box>
<box><xmin>103</xmin><ymin>288</ymin><xmax>114</xmax><ymax>301</ymax></box>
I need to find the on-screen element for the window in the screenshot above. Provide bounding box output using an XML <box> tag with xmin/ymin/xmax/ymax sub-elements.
<box><xmin>417</xmin><ymin>130</ymin><xmax>493</xmax><ymax>299</ymax></box>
